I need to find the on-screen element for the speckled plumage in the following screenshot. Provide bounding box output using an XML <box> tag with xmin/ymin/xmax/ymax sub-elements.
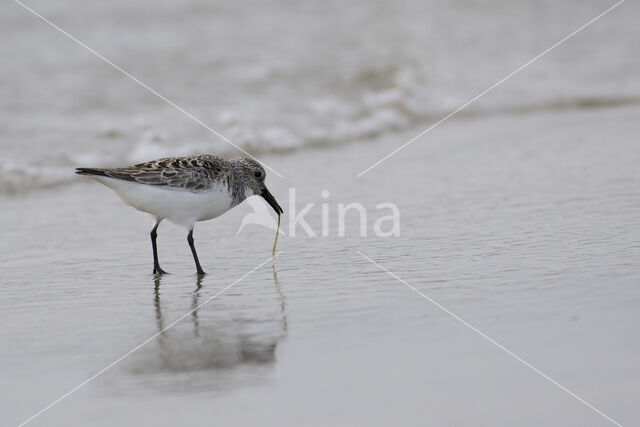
<box><xmin>105</xmin><ymin>154</ymin><xmax>232</xmax><ymax>191</ymax></box>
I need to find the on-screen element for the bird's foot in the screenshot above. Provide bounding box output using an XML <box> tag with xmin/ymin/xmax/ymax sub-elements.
<box><xmin>153</xmin><ymin>266</ymin><xmax>168</xmax><ymax>275</ymax></box>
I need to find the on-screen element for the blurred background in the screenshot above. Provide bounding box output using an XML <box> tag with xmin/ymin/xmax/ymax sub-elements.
<box><xmin>1</xmin><ymin>0</ymin><xmax>638</xmax><ymax>193</ymax></box>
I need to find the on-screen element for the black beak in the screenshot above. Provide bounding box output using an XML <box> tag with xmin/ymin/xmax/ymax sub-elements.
<box><xmin>261</xmin><ymin>187</ymin><xmax>283</xmax><ymax>215</ymax></box>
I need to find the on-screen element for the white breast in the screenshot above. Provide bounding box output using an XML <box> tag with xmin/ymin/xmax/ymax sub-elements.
<box><xmin>92</xmin><ymin>177</ymin><xmax>234</xmax><ymax>228</ymax></box>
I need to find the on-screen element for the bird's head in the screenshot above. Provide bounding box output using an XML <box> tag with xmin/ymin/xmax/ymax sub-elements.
<box><xmin>233</xmin><ymin>157</ymin><xmax>283</xmax><ymax>215</ymax></box>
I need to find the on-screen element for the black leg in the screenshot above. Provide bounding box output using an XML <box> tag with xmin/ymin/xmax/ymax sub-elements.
<box><xmin>151</xmin><ymin>221</ymin><xmax>167</xmax><ymax>275</ymax></box>
<box><xmin>187</xmin><ymin>228</ymin><xmax>206</xmax><ymax>275</ymax></box>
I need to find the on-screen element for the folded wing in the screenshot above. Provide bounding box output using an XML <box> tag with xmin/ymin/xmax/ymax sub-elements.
<box><xmin>76</xmin><ymin>155</ymin><xmax>230</xmax><ymax>192</ymax></box>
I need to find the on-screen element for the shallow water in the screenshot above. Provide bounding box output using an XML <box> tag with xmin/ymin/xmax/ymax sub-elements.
<box><xmin>2</xmin><ymin>0</ymin><xmax>640</xmax><ymax>426</ymax></box>
<box><xmin>2</xmin><ymin>104</ymin><xmax>640</xmax><ymax>426</ymax></box>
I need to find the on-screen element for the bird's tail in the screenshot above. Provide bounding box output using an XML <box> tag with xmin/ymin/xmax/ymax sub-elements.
<box><xmin>75</xmin><ymin>167</ymin><xmax>109</xmax><ymax>177</ymax></box>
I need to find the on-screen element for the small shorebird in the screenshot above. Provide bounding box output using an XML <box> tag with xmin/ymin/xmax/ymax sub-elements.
<box><xmin>76</xmin><ymin>154</ymin><xmax>283</xmax><ymax>275</ymax></box>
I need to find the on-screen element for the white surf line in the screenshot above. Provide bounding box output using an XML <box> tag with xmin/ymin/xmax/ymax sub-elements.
<box><xmin>12</xmin><ymin>0</ymin><xmax>283</xmax><ymax>178</ymax></box>
<box><xmin>357</xmin><ymin>0</ymin><xmax>625</xmax><ymax>178</ymax></box>
<box><xmin>18</xmin><ymin>252</ymin><xmax>283</xmax><ymax>427</ymax></box>
<box><xmin>356</xmin><ymin>251</ymin><xmax>623</xmax><ymax>427</ymax></box>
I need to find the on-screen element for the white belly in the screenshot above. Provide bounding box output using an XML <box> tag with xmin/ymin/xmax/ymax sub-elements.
<box><xmin>93</xmin><ymin>177</ymin><xmax>234</xmax><ymax>228</ymax></box>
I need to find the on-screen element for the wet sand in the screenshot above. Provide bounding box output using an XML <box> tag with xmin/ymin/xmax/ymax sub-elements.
<box><xmin>2</xmin><ymin>104</ymin><xmax>639</xmax><ymax>426</ymax></box>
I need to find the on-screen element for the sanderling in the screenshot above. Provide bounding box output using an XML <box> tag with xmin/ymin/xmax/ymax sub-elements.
<box><xmin>76</xmin><ymin>154</ymin><xmax>283</xmax><ymax>275</ymax></box>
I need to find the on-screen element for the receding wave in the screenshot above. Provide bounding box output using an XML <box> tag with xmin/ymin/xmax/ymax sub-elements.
<box><xmin>1</xmin><ymin>94</ymin><xmax>638</xmax><ymax>196</ymax></box>
<box><xmin>0</xmin><ymin>161</ymin><xmax>77</xmax><ymax>196</ymax></box>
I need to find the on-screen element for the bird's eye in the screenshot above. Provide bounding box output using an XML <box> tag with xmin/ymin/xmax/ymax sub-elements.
<box><xmin>254</xmin><ymin>171</ymin><xmax>262</xmax><ymax>178</ymax></box>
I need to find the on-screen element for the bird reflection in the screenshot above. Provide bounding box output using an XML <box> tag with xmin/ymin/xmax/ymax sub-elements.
<box><xmin>191</xmin><ymin>274</ymin><xmax>203</xmax><ymax>337</ymax></box>
<box><xmin>140</xmin><ymin>263</ymin><xmax>287</xmax><ymax>384</ymax></box>
<box><xmin>152</xmin><ymin>274</ymin><xmax>169</xmax><ymax>366</ymax></box>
